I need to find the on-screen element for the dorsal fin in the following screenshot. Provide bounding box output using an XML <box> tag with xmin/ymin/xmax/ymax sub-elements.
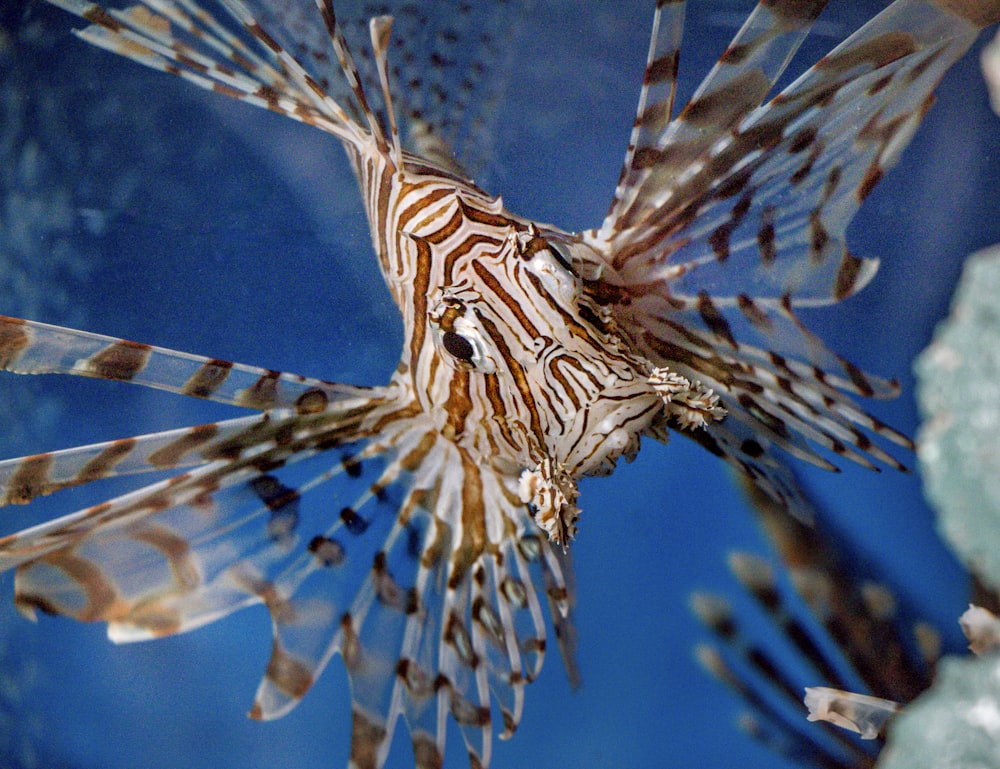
<box><xmin>340</xmin><ymin>0</ymin><xmax>529</xmax><ymax>182</ymax></box>
<box><xmin>314</xmin><ymin>0</ymin><xmax>391</xmax><ymax>156</ymax></box>
<box><xmin>605</xmin><ymin>0</ymin><xmax>687</xmax><ymax>226</ymax></box>
<box><xmin>369</xmin><ymin>14</ymin><xmax>404</xmax><ymax>173</ymax></box>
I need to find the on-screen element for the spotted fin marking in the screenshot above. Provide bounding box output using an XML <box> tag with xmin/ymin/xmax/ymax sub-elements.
<box><xmin>226</xmin><ymin>0</ymin><xmax>522</xmax><ymax>176</ymax></box>
<box><xmin>338</xmin><ymin>0</ymin><xmax>525</xmax><ymax>181</ymax></box>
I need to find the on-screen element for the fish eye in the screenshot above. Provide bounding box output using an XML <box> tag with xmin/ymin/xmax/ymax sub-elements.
<box><xmin>441</xmin><ymin>330</ymin><xmax>475</xmax><ymax>362</ymax></box>
<box><xmin>430</xmin><ymin>305</ymin><xmax>497</xmax><ymax>375</ymax></box>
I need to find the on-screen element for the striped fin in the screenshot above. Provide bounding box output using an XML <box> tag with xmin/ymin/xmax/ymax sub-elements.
<box><xmin>0</xmin><ymin>416</ymin><xmax>270</xmax><ymax>507</ymax></box>
<box><xmin>606</xmin><ymin>0</ymin><xmax>828</xmax><ymax>236</ymax></box>
<box><xmin>591</xmin><ymin>0</ymin><xmax>999</xmax><ymax>496</ymax></box>
<box><xmin>631</xmin><ymin>297</ymin><xmax>913</xmax><ymax>484</ymax></box>
<box><xmin>739</xmin><ymin>481</ymin><xmax>937</xmax><ymax>704</ymax></box>
<box><xmin>600</xmin><ymin>0</ymin><xmax>999</xmax><ymax>308</ymax></box>
<box><xmin>369</xmin><ymin>14</ymin><xmax>403</xmax><ymax>171</ymax></box>
<box><xmin>0</xmin><ymin>315</ymin><xmax>371</xmax><ymax>411</ymax></box>
<box><xmin>46</xmin><ymin>0</ymin><xmax>372</xmax><ymax>147</ymax></box>
<box><xmin>233</xmin><ymin>0</ymin><xmax>368</xmax><ymax>123</ymax></box>
<box><xmin>1</xmin><ymin>413</ymin><xmax>574</xmax><ymax>769</ymax></box>
<box><xmin>45</xmin><ymin>0</ymin><xmax>523</xmax><ymax>183</ymax></box>
<box><xmin>0</xmin><ymin>394</ymin><xmax>393</xmax><ymax>568</ymax></box>
<box><xmin>57</xmin><ymin>0</ymin><xmax>529</xmax><ymax>182</ymax></box>
<box><xmin>251</xmin><ymin>433</ymin><xmax>580</xmax><ymax>767</ymax></box>
<box><xmin>0</xmin><ymin>392</ymin><xmax>389</xmax><ymax>508</ymax></box>
<box><xmin>694</xmin><ymin>647</ymin><xmax>872</xmax><ymax>768</ymax></box>
<box><xmin>692</xmin><ymin>601</ymin><xmax>876</xmax><ymax>767</ymax></box>
<box><xmin>605</xmin><ymin>0</ymin><xmax>686</xmax><ymax>222</ymax></box>
<box><xmin>692</xmin><ymin>479</ymin><xmax>944</xmax><ymax>766</ymax></box>
<box><xmin>2</xmin><ymin>422</ymin><xmax>396</xmax><ymax>629</ymax></box>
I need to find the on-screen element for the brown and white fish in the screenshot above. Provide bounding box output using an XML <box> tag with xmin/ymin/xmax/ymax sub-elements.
<box><xmin>1</xmin><ymin>1</ymin><xmax>997</xmax><ymax>767</ymax></box>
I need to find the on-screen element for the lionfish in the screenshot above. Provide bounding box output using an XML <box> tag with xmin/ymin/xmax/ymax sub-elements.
<box><xmin>1</xmin><ymin>1</ymin><xmax>997</xmax><ymax>767</ymax></box>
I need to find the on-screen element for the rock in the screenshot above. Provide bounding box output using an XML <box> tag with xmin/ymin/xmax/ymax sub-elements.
<box><xmin>916</xmin><ymin>246</ymin><xmax>1000</xmax><ymax>592</ymax></box>
<box><xmin>878</xmin><ymin>655</ymin><xmax>1000</xmax><ymax>769</ymax></box>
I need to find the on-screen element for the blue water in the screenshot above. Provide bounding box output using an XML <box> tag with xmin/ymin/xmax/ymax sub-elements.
<box><xmin>2</xmin><ymin>2</ymin><xmax>1000</xmax><ymax>768</ymax></box>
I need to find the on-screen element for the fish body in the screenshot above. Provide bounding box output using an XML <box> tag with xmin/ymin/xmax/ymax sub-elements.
<box><xmin>1</xmin><ymin>1</ymin><xmax>998</xmax><ymax>767</ymax></box>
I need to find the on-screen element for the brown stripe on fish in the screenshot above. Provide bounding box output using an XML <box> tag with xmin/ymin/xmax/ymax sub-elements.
<box><xmin>182</xmin><ymin>359</ymin><xmax>234</xmax><ymax>397</ymax></box>
<box><xmin>76</xmin><ymin>438</ymin><xmax>138</xmax><ymax>483</ymax></box>
<box><xmin>0</xmin><ymin>316</ymin><xmax>30</xmax><ymax>368</ymax></box>
<box><xmin>85</xmin><ymin>340</ymin><xmax>152</xmax><ymax>380</ymax></box>
<box><xmin>3</xmin><ymin>453</ymin><xmax>54</xmax><ymax>505</ymax></box>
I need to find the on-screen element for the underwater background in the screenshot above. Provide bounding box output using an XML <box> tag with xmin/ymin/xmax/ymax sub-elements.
<box><xmin>2</xmin><ymin>1</ymin><xmax>1000</xmax><ymax>767</ymax></box>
